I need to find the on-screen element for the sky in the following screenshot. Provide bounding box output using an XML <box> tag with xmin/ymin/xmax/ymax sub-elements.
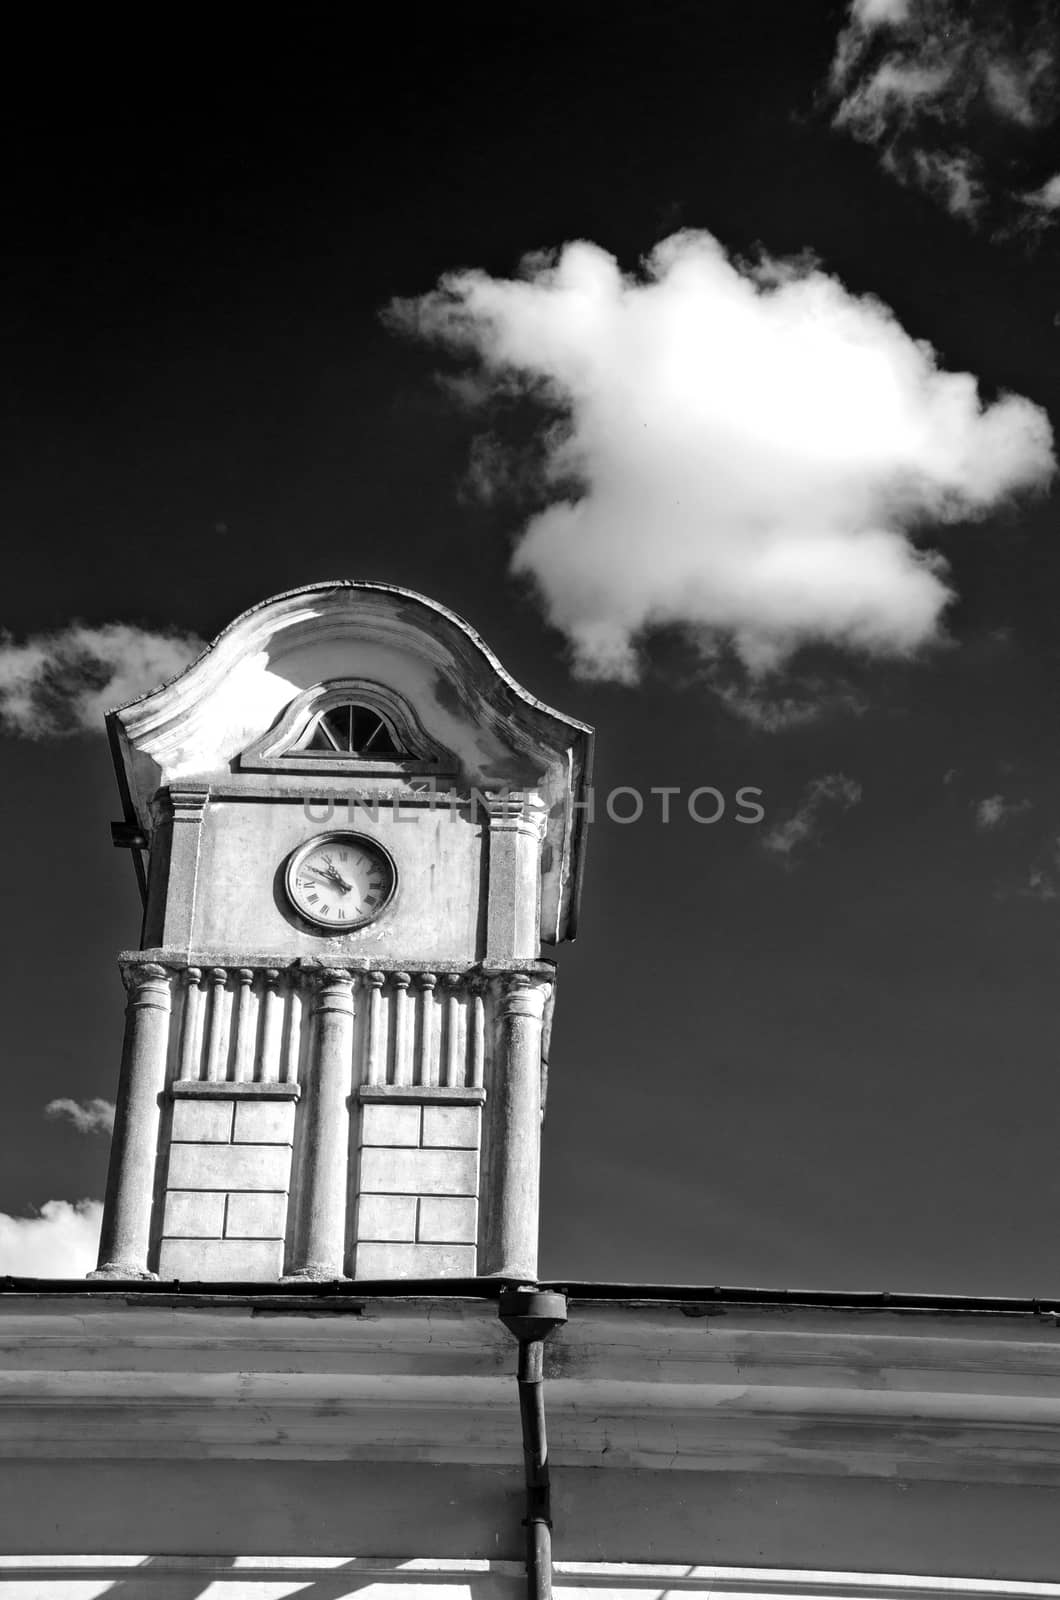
<box><xmin>2</xmin><ymin>0</ymin><xmax>1060</xmax><ymax>1291</ymax></box>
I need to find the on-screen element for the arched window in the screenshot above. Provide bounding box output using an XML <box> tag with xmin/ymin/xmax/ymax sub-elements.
<box><xmin>299</xmin><ymin>703</ymin><xmax>404</xmax><ymax>757</ymax></box>
<box><xmin>238</xmin><ymin>679</ymin><xmax>448</xmax><ymax>773</ymax></box>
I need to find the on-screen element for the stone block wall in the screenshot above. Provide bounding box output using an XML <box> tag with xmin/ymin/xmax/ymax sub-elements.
<box><xmin>352</xmin><ymin>1095</ymin><xmax>482</xmax><ymax>1276</ymax></box>
<box><xmin>157</xmin><ymin>1090</ymin><xmax>297</xmax><ymax>1281</ymax></box>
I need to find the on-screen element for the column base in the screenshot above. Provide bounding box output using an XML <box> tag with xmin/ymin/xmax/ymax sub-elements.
<box><xmin>280</xmin><ymin>1266</ymin><xmax>348</xmax><ymax>1283</ymax></box>
<box><xmin>87</xmin><ymin>1265</ymin><xmax>159</xmax><ymax>1281</ymax></box>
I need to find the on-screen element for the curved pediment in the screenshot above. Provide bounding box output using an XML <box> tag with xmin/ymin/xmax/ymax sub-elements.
<box><xmin>108</xmin><ymin>581</ymin><xmax>593</xmax><ymax>942</ymax></box>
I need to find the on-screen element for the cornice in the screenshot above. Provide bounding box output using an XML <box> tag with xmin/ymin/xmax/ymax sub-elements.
<box><xmin>3</xmin><ymin>1297</ymin><xmax>1060</xmax><ymax>1484</ymax></box>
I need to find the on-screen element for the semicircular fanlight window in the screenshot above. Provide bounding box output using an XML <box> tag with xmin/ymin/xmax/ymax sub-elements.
<box><xmin>301</xmin><ymin>703</ymin><xmax>404</xmax><ymax>756</ymax></box>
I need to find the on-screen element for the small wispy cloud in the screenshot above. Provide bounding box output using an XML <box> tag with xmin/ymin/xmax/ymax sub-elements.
<box><xmin>1024</xmin><ymin>867</ymin><xmax>1058</xmax><ymax>900</ymax></box>
<box><xmin>828</xmin><ymin>0</ymin><xmax>1060</xmax><ymax>230</ymax></box>
<box><xmin>973</xmin><ymin>794</ymin><xmax>1032</xmax><ymax>830</ymax></box>
<box><xmin>704</xmin><ymin>668</ymin><xmax>869</xmax><ymax>732</ymax></box>
<box><xmin>0</xmin><ymin>1199</ymin><xmax>102</xmax><ymax>1277</ymax></box>
<box><xmin>1002</xmin><ymin>832</ymin><xmax>1060</xmax><ymax>901</ymax></box>
<box><xmin>761</xmin><ymin>774</ymin><xmax>863</xmax><ymax>864</ymax></box>
<box><xmin>0</xmin><ymin>623</ymin><xmax>204</xmax><ymax>739</ymax></box>
<box><xmin>44</xmin><ymin>1097</ymin><xmax>115</xmax><ymax>1135</ymax></box>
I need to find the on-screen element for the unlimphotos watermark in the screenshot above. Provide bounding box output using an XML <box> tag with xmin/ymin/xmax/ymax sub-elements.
<box><xmin>303</xmin><ymin>782</ymin><xmax>765</xmax><ymax>826</ymax></box>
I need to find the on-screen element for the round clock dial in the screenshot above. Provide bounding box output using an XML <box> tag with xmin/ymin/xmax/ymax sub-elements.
<box><xmin>285</xmin><ymin>832</ymin><xmax>396</xmax><ymax>930</ymax></box>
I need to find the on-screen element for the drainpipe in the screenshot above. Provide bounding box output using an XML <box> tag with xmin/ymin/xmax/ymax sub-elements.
<box><xmin>498</xmin><ymin>1287</ymin><xmax>569</xmax><ymax>1600</ymax></box>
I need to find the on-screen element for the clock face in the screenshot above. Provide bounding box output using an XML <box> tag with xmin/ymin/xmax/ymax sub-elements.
<box><xmin>285</xmin><ymin>832</ymin><xmax>397</xmax><ymax>930</ymax></box>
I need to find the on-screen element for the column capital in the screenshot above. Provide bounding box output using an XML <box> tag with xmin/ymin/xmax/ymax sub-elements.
<box><xmin>481</xmin><ymin>791</ymin><xmax>549</xmax><ymax>840</ymax></box>
<box><xmin>497</xmin><ymin>971</ymin><xmax>552</xmax><ymax>1020</ymax></box>
<box><xmin>121</xmin><ymin>962</ymin><xmax>173</xmax><ymax>1008</ymax></box>
<box><xmin>150</xmin><ymin>784</ymin><xmax>209</xmax><ymax>824</ymax></box>
<box><xmin>310</xmin><ymin>967</ymin><xmax>356</xmax><ymax>1014</ymax></box>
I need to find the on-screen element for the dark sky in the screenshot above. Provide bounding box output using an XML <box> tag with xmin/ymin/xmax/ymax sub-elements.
<box><xmin>3</xmin><ymin>3</ymin><xmax>1060</xmax><ymax>1291</ymax></box>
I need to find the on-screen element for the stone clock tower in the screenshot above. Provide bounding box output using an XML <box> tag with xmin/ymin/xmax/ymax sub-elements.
<box><xmin>94</xmin><ymin>581</ymin><xmax>593</xmax><ymax>1282</ymax></box>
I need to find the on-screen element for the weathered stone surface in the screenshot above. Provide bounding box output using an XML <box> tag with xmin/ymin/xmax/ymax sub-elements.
<box><xmin>418</xmin><ymin>1196</ymin><xmax>478</xmax><ymax>1244</ymax></box>
<box><xmin>157</xmin><ymin>1238</ymin><xmax>284</xmax><ymax>1280</ymax></box>
<box><xmin>224</xmin><ymin>1191</ymin><xmax>288</xmax><ymax>1239</ymax></box>
<box><xmin>170</xmin><ymin>1099</ymin><xmax>233</xmax><ymax>1144</ymax></box>
<box><xmin>233</xmin><ymin>1098</ymin><xmax>295</xmax><ymax>1145</ymax></box>
<box><xmin>356</xmin><ymin>1194</ymin><xmax>418</xmax><ymax>1242</ymax></box>
<box><xmin>359</xmin><ymin>1148</ymin><xmax>478</xmax><ymax>1197</ymax></box>
<box><xmin>353</xmin><ymin>1241</ymin><xmax>476</xmax><ymax>1278</ymax></box>
<box><xmin>360</xmin><ymin>1103</ymin><xmax>421</xmax><ymax>1148</ymax></box>
<box><xmin>162</xmin><ymin>1190</ymin><xmax>225</xmax><ymax>1239</ymax></box>
<box><xmin>421</xmin><ymin>1105</ymin><xmax>480</xmax><ymax>1149</ymax></box>
<box><xmin>167</xmin><ymin>1142</ymin><xmax>291</xmax><ymax>1192</ymax></box>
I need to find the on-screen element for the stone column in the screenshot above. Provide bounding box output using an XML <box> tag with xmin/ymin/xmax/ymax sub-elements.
<box><xmin>483</xmin><ymin>972</ymin><xmax>551</xmax><ymax>1280</ymax></box>
<box><xmin>92</xmin><ymin>962</ymin><xmax>173</xmax><ymax>1278</ymax></box>
<box><xmin>290</xmin><ymin>968</ymin><xmax>355</xmax><ymax>1279</ymax></box>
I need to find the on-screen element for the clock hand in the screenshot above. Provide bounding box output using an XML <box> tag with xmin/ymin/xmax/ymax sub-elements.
<box><xmin>318</xmin><ymin>854</ymin><xmax>354</xmax><ymax>892</ymax></box>
<box><xmin>310</xmin><ymin>864</ymin><xmax>353</xmax><ymax>893</ymax></box>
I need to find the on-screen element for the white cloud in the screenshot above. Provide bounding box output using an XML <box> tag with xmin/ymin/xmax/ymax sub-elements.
<box><xmin>1020</xmin><ymin>172</ymin><xmax>1060</xmax><ymax>213</ymax></box>
<box><xmin>390</xmin><ymin>233</ymin><xmax>1054</xmax><ymax>686</ymax></box>
<box><xmin>973</xmin><ymin>793</ymin><xmax>1032</xmax><ymax>830</ymax></box>
<box><xmin>853</xmin><ymin>0</ymin><xmax>913</xmax><ymax>24</ymax></box>
<box><xmin>0</xmin><ymin>623</ymin><xmax>204</xmax><ymax>739</ymax></box>
<box><xmin>829</xmin><ymin>0</ymin><xmax>1059</xmax><ymax>226</ymax></box>
<box><xmin>0</xmin><ymin>1199</ymin><xmax>102</xmax><ymax>1277</ymax></box>
<box><xmin>44</xmin><ymin>1097</ymin><xmax>115</xmax><ymax>1135</ymax></box>
<box><xmin>762</xmin><ymin>774</ymin><xmax>863</xmax><ymax>862</ymax></box>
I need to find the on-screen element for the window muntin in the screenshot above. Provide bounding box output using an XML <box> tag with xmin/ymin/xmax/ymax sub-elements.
<box><xmin>298</xmin><ymin>702</ymin><xmax>404</xmax><ymax>758</ymax></box>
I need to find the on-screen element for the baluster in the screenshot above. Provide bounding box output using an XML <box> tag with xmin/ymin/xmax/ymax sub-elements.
<box><xmin>178</xmin><ymin>967</ymin><xmax>205</xmax><ymax>1082</ymax></box>
<box><xmin>469</xmin><ymin>977</ymin><xmax>486</xmax><ymax>1090</ymax></box>
<box><xmin>365</xmin><ymin>971</ymin><xmax>386</xmax><ymax>1086</ymax></box>
<box><xmin>417</xmin><ymin>973</ymin><xmax>438</xmax><ymax>1087</ymax></box>
<box><xmin>283</xmin><ymin>973</ymin><xmax>303</xmax><ymax>1084</ymax></box>
<box><xmin>391</xmin><ymin>972</ymin><xmax>412</xmax><ymax>1086</ymax></box>
<box><xmin>257</xmin><ymin>969</ymin><xmax>283</xmax><ymax>1083</ymax></box>
<box><xmin>443</xmin><ymin>973</ymin><xmax>464</xmax><ymax>1089</ymax></box>
<box><xmin>232</xmin><ymin>968</ymin><xmax>256</xmax><ymax>1083</ymax></box>
<box><xmin>204</xmin><ymin>967</ymin><xmax>229</xmax><ymax>1082</ymax></box>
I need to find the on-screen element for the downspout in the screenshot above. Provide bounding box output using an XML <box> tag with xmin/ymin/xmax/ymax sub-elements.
<box><xmin>499</xmin><ymin>1287</ymin><xmax>569</xmax><ymax>1600</ymax></box>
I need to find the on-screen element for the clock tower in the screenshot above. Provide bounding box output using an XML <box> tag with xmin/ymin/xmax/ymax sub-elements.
<box><xmin>93</xmin><ymin>581</ymin><xmax>593</xmax><ymax>1282</ymax></box>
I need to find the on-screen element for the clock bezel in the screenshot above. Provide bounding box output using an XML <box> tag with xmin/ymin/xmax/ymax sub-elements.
<box><xmin>284</xmin><ymin>830</ymin><xmax>398</xmax><ymax>931</ymax></box>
